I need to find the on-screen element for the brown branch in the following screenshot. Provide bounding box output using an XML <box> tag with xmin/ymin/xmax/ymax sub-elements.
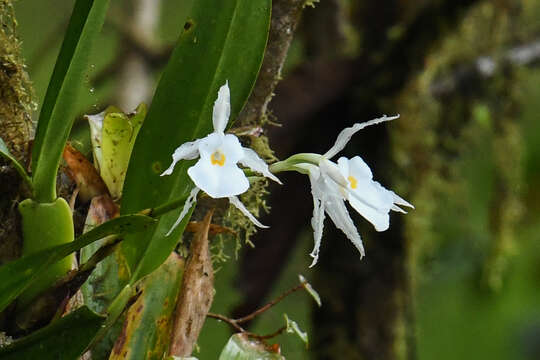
<box><xmin>249</xmin><ymin>326</ymin><xmax>287</xmax><ymax>341</ymax></box>
<box><xmin>236</xmin><ymin>0</ymin><xmax>306</xmax><ymax>127</ymax></box>
<box><xmin>207</xmin><ymin>312</ymin><xmax>246</xmax><ymax>333</ymax></box>
<box><xmin>207</xmin><ymin>312</ymin><xmax>286</xmax><ymax>341</ymax></box>
<box><xmin>206</xmin><ymin>281</ymin><xmax>308</xmax><ymax>342</ymax></box>
<box><xmin>233</xmin><ymin>281</ymin><xmax>306</xmax><ymax>324</ymax></box>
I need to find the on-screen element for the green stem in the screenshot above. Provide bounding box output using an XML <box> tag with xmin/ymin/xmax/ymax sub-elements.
<box><xmin>17</xmin><ymin>198</ymin><xmax>75</xmax><ymax>307</ymax></box>
<box><xmin>141</xmin><ymin>194</ymin><xmax>190</xmax><ymax>218</ymax></box>
<box><xmin>269</xmin><ymin>153</ymin><xmax>321</xmax><ymax>174</ymax></box>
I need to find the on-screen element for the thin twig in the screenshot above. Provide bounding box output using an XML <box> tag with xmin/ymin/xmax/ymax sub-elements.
<box><xmin>207</xmin><ymin>312</ymin><xmax>286</xmax><ymax>341</ymax></box>
<box><xmin>207</xmin><ymin>312</ymin><xmax>246</xmax><ymax>333</ymax></box>
<box><xmin>246</xmin><ymin>326</ymin><xmax>287</xmax><ymax>341</ymax></box>
<box><xmin>233</xmin><ymin>282</ymin><xmax>307</xmax><ymax>324</ymax></box>
<box><xmin>206</xmin><ymin>281</ymin><xmax>309</xmax><ymax>341</ymax></box>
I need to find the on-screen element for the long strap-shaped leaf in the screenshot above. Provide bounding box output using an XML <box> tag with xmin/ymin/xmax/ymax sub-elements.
<box><xmin>0</xmin><ymin>306</ymin><xmax>104</xmax><ymax>360</ymax></box>
<box><xmin>120</xmin><ymin>0</ymin><xmax>271</xmax><ymax>282</ymax></box>
<box><xmin>31</xmin><ymin>0</ymin><xmax>109</xmax><ymax>203</ymax></box>
<box><xmin>0</xmin><ymin>214</ymin><xmax>155</xmax><ymax>312</ymax></box>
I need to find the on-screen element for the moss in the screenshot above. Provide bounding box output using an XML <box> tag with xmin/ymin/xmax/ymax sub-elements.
<box><xmin>0</xmin><ymin>0</ymin><xmax>33</xmax><ymax>160</ymax></box>
<box><xmin>391</xmin><ymin>0</ymin><xmax>532</xmax><ymax>290</ymax></box>
<box><xmin>0</xmin><ymin>0</ymin><xmax>33</xmax><ymax>267</ymax></box>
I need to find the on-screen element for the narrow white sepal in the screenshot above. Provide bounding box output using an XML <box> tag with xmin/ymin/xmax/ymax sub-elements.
<box><xmin>165</xmin><ymin>187</ymin><xmax>200</xmax><ymax>236</ymax></box>
<box><xmin>228</xmin><ymin>195</ymin><xmax>269</xmax><ymax>228</ymax></box>
<box><xmin>325</xmin><ymin>196</ymin><xmax>365</xmax><ymax>259</ymax></box>
<box><xmin>161</xmin><ymin>140</ymin><xmax>200</xmax><ymax>176</ymax></box>
<box><xmin>324</xmin><ymin>115</ymin><xmax>400</xmax><ymax>159</ymax></box>
<box><xmin>240</xmin><ymin>147</ymin><xmax>282</xmax><ymax>184</ymax></box>
<box><xmin>212</xmin><ymin>81</ymin><xmax>230</xmax><ymax>134</ymax></box>
<box><xmin>309</xmin><ymin>189</ymin><xmax>326</xmax><ymax>268</ymax></box>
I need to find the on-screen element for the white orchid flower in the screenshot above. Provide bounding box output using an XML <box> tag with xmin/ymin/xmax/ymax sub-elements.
<box><xmin>160</xmin><ymin>81</ymin><xmax>281</xmax><ymax>235</ymax></box>
<box><xmin>270</xmin><ymin>115</ymin><xmax>413</xmax><ymax>267</ymax></box>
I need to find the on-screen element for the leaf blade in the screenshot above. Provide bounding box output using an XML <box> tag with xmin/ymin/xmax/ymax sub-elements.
<box><xmin>0</xmin><ymin>306</ymin><xmax>104</xmax><ymax>360</ymax></box>
<box><xmin>0</xmin><ymin>137</ymin><xmax>31</xmax><ymax>187</ymax></box>
<box><xmin>0</xmin><ymin>214</ymin><xmax>155</xmax><ymax>312</ymax></box>
<box><xmin>120</xmin><ymin>0</ymin><xmax>271</xmax><ymax>282</ymax></box>
<box><xmin>31</xmin><ymin>0</ymin><xmax>110</xmax><ymax>202</ymax></box>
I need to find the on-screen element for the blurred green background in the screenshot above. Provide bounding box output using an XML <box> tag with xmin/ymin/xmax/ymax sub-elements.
<box><xmin>12</xmin><ymin>0</ymin><xmax>540</xmax><ymax>359</ymax></box>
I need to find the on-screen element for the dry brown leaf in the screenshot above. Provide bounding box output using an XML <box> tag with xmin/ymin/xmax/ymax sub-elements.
<box><xmin>169</xmin><ymin>210</ymin><xmax>215</xmax><ymax>357</ymax></box>
<box><xmin>62</xmin><ymin>143</ymin><xmax>109</xmax><ymax>203</ymax></box>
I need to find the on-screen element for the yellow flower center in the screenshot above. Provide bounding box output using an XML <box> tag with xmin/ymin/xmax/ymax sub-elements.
<box><xmin>348</xmin><ymin>175</ymin><xmax>358</xmax><ymax>189</ymax></box>
<box><xmin>210</xmin><ymin>151</ymin><xmax>226</xmax><ymax>166</ymax></box>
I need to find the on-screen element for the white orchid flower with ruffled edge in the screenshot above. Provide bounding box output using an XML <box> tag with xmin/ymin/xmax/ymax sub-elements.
<box><xmin>160</xmin><ymin>81</ymin><xmax>281</xmax><ymax>235</ymax></box>
<box><xmin>269</xmin><ymin>115</ymin><xmax>413</xmax><ymax>266</ymax></box>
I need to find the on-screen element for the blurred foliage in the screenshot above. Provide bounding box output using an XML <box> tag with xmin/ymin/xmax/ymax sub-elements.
<box><xmin>390</xmin><ymin>0</ymin><xmax>540</xmax><ymax>359</ymax></box>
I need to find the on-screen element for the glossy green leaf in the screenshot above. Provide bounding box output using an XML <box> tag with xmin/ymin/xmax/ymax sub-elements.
<box><xmin>87</xmin><ymin>104</ymin><xmax>146</xmax><ymax>199</ymax></box>
<box><xmin>0</xmin><ymin>306</ymin><xmax>104</xmax><ymax>360</ymax></box>
<box><xmin>0</xmin><ymin>214</ymin><xmax>155</xmax><ymax>312</ymax></box>
<box><xmin>0</xmin><ymin>137</ymin><xmax>31</xmax><ymax>188</ymax></box>
<box><xmin>109</xmin><ymin>254</ymin><xmax>184</xmax><ymax>360</ymax></box>
<box><xmin>120</xmin><ymin>0</ymin><xmax>271</xmax><ymax>282</ymax></box>
<box><xmin>218</xmin><ymin>334</ymin><xmax>285</xmax><ymax>360</ymax></box>
<box><xmin>31</xmin><ymin>0</ymin><xmax>110</xmax><ymax>203</ymax></box>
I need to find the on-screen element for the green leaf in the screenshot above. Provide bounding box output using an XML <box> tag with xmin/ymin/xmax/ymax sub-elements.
<box><xmin>0</xmin><ymin>306</ymin><xmax>104</xmax><ymax>360</ymax></box>
<box><xmin>120</xmin><ymin>0</ymin><xmax>271</xmax><ymax>282</ymax></box>
<box><xmin>0</xmin><ymin>137</ymin><xmax>31</xmax><ymax>188</ymax></box>
<box><xmin>218</xmin><ymin>334</ymin><xmax>285</xmax><ymax>360</ymax></box>
<box><xmin>109</xmin><ymin>254</ymin><xmax>184</xmax><ymax>360</ymax></box>
<box><xmin>284</xmin><ymin>314</ymin><xmax>308</xmax><ymax>347</ymax></box>
<box><xmin>87</xmin><ymin>104</ymin><xmax>147</xmax><ymax>199</ymax></box>
<box><xmin>0</xmin><ymin>214</ymin><xmax>155</xmax><ymax>312</ymax></box>
<box><xmin>298</xmin><ymin>274</ymin><xmax>321</xmax><ymax>307</ymax></box>
<box><xmin>31</xmin><ymin>0</ymin><xmax>110</xmax><ymax>203</ymax></box>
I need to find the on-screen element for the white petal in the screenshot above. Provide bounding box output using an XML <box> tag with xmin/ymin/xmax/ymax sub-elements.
<box><xmin>391</xmin><ymin>204</ymin><xmax>407</xmax><ymax>214</ymax></box>
<box><xmin>308</xmin><ymin>177</ymin><xmax>326</xmax><ymax>268</ymax></box>
<box><xmin>350</xmin><ymin>179</ymin><xmax>393</xmax><ymax>210</ymax></box>
<box><xmin>324</xmin><ymin>115</ymin><xmax>400</xmax><ymax>159</ymax></box>
<box><xmin>391</xmin><ymin>191</ymin><xmax>414</xmax><ymax>209</ymax></box>
<box><xmin>188</xmin><ymin>160</ymin><xmax>249</xmax><ymax>198</ymax></box>
<box><xmin>198</xmin><ymin>133</ymin><xmax>244</xmax><ymax>165</ymax></box>
<box><xmin>221</xmin><ymin>134</ymin><xmax>246</xmax><ymax>164</ymax></box>
<box><xmin>165</xmin><ymin>187</ymin><xmax>200</xmax><ymax>236</ymax></box>
<box><xmin>348</xmin><ymin>194</ymin><xmax>390</xmax><ymax>232</ymax></box>
<box><xmin>319</xmin><ymin>159</ymin><xmax>348</xmax><ymax>188</ymax></box>
<box><xmin>198</xmin><ymin>133</ymin><xmax>224</xmax><ymax>160</ymax></box>
<box><xmin>229</xmin><ymin>195</ymin><xmax>268</xmax><ymax>228</ymax></box>
<box><xmin>161</xmin><ymin>140</ymin><xmax>200</xmax><ymax>176</ymax></box>
<box><xmin>324</xmin><ymin>195</ymin><xmax>365</xmax><ymax>258</ymax></box>
<box><xmin>347</xmin><ymin>156</ymin><xmax>373</xmax><ymax>179</ymax></box>
<box><xmin>239</xmin><ymin>147</ymin><xmax>282</xmax><ymax>184</ymax></box>
<box><xmin>212</xmin><ymin>81</ymin><xmax>230</xmax><ymax>134</ymax></box>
